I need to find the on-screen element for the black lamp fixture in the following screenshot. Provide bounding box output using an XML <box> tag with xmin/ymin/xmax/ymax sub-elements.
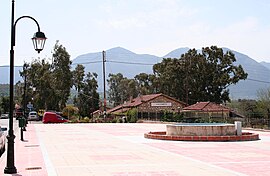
<box><xmin>32</xmin><ymin>31</ymin><xmax>47</xmax><ymax>53</ymax></box>
<box><xmin>4</xmin><ymin>0</ymin><xmax>46</xmax><ymax>174</ymax></box>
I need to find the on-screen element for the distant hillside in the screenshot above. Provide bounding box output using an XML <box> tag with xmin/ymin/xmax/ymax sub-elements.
<box><xmin>224</xmin><ymin>49</ymin><xmax>270</xmax><ymax>99</ymax></box>
<box><xmin>0</xmin><ymin>66</ymin><xmax>22</xmax><ymax>84</ymax></box>
<box><xmin>260</xmin><ymin>61</ymin><xmax>270</xmax><ymax>70</ymax></box>
<box><xmin>72</xmin><ymin>47</ymin><xmax>161</xmax><ymax>91</ymax></box>
<box><xmin>1</xmin><ymin>47</ymin><xmax>270</xmax><ymax>100</ymax></box>
<box><xmin>163</xmin><ymin>47</ymin><xmax>190</xmax><ymax>58</ymax></box>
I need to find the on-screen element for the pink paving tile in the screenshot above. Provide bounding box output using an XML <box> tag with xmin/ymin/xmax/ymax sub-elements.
<box><xmin>112</xmin><ymin>171</ymin><xmax>181</xmax><ymax>176</ymax></box>
<box><xmin>83</xmin><ymin>124</ymin><xmax>165</xmax><ymax>136</ymax></box>
<box><xmin>216</xmin><ymin>162</ymin><xmax>270</xmax><ymax>176</ymax></box>
<box><xmin>0</xmin><ymin>124</ymin><xmax>48</xmax><ymax>176</ymax></box>
<box><xmin>89</xmin><ymin>154</ymin><xmax>142</xmax><ymax>160</ymax></box>
<box><xmin>147</xmin><ymin>140</ymin><xmax>270</xmax><ymax>176</ymax></box>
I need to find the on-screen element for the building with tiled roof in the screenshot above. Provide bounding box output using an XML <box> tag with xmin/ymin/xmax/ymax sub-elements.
<box><xmin>183</xmin><ymin>101</ymin><xmax>230</xmax><ymax>120</ymax></box>
<box><xmin>107</xmin><ymin>93</ymin><xmax>187</xmax><ymax>120</ymax></box>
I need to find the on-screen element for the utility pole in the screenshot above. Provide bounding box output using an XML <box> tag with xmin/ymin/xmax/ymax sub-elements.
<box><xmin>102</xmin><ymin>51</ymin><xmax>106</xmax><ymax>118</ymax></box>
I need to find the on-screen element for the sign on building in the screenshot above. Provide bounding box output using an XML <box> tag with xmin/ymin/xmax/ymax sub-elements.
<box><xmin>151</xmin><ymin>102</ymin><xmax>172</xmax><ymax>107</ymax></box>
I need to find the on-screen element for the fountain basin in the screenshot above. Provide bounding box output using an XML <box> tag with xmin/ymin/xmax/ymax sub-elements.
<box><xmin>167</xmin><ymin>123</ymin><xmax>236</xmax><ymax>136</ymax></box>
<box><xmin>145</xmin><ymin>122</ymin><xmax>259</xmax><ymax>142</ymax></box>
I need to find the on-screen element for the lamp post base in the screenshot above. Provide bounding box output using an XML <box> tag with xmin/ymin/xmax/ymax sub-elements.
<box><xmin>4</xmin><ymin>167</ymin><xmax>17</xmax><ymax>174</ymax></box>
<box><xmin>4</xmin><ymin>134</ymin><xmax>17</xmax><ymax>174</ymax></box>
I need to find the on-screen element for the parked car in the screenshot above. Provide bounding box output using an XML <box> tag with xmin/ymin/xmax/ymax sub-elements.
<box><xmin>42</xmin><ymin>112</ymin><xmax>69</xmax><ymax>123</ymax></box>
<box><xmin>28</xmin><ymin>111</ymin><xmax>39</xmax><ymax>121</ymax></box>
<box><xmin>0</xmin><ymin>114</ymin><xmax>9</xmax><ymax>119</ymax></box>
<box><xmin>0</xmin><ymin>126</ymin><xmax>7</xmax><ymax>155</ymax></box>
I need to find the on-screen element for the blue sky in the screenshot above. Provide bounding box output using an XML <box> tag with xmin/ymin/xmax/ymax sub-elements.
<box><xmin>0</xmin><ymin>0</ymin><xmax>270</xmax><ymax>65</ymax></box>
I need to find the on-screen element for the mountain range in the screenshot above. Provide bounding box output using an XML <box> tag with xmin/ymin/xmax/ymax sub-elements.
<box><xmin>1</xmin><ymin>47</ymin><xmax>270</xmax><ymax>100</ymax></box>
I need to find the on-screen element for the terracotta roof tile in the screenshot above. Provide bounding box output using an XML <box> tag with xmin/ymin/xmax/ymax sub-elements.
<box><xmin>183</xmin><ymin>102</ymin><xmax>230</xmax><ymax>112</ymax></box>
<box><xmin>107</xmin><ymin>93</ymin><xmax>165</xmax><ymax>114</ymax></box>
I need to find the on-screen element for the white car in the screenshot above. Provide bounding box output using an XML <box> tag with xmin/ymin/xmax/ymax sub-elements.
<box><xmin>0</xmin><ymin>126</ymin><xmax>7</xmax><ymax>155</ymax></box>
<box><xmin>0</xmin><ymin>114</ymin><xmax>9</xmax><ymax>119</ymax></box>
<box><xmin>28</xmin><ymin>111</ymin><xmax>39</xmax><ymax>121</ymax></box>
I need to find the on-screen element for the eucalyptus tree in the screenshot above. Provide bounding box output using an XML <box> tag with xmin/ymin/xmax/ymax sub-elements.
<box><xmin>134</xmin><ymin>73</ymin><xmax>157</xmax><ymax>95</ymax></box>
<box><xmin>107</xmin><ymin>73</ymin><xmax>125</xmax><ymax>106</ymax></box>
<box><xmin>153</xmin><ymin>57</ymin><xmax>186</xmax><ymax>99</ymax></box>
<box><xmin>107</xmin><ymin>73</ymin><xmax>138</xmax><ymax>106</ymax></box>
<box><xmin>73</xmin><ymin>64</ymin><xmax>85</xmax><ymax>93</ymax></box>
<box><xmin>51</xmin><ymin>41</ymin><xmax>73</xmax><ymax>110</ymax></box>
<box><xmin>26</xmin><ymin>59</ymin><xmax>55</xmax><ymax>110</ymax></box>
<box><xmin>77</xmin><ymin>72</ymin><xmax>99</xmax><ymax>117</ymax></box>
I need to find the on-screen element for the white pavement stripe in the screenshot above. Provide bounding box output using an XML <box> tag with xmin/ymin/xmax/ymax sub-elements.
<box><xmin>35</xmin><ymin>125</ymin><xmax>58</xmax><ymax>176</ymax></box>
<box><xmin>212</xmin><ymin>160</ymin><xmax>270</xmax><ymax>164</ymax></box>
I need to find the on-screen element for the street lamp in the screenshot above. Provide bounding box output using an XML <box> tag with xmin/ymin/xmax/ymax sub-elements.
<box><xmin>5</xmin><ymin>0</ymin><xmax>47</xmax><ymax>174</ymax></box>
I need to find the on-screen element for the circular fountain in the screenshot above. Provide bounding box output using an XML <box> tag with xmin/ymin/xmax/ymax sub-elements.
<box><xmin>166</xmin><ymin>123</ymin><xmax>236</xmax><ymax>136</ymax></box>
<box><xmin>144</xmin><ymin>122</ymin><xmax>259</xmax><ymax>142</ymax></box>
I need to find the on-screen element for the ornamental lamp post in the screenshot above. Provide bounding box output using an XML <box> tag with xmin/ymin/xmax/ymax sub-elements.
<box><xmin>5</xmin><ymin>0</ymin><xmax>46</xmax><ymax>174</ymax></box>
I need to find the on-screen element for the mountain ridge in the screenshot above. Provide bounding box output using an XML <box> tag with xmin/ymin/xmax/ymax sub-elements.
<box><xmin>1</xmin><ymin>47</ymin><xmax>270</xmax><ymax>99</ymax></box>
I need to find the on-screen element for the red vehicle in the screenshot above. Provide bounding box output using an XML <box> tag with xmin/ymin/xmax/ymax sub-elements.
<box><xmin>42</xmin><ymin>112</ymin><xmax>69</xmax><ymax>123</ymax></box>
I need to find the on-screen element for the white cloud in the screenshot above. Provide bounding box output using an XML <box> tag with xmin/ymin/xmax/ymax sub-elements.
<box><xmin>95</xmin><ymin>0</ymin><xmax>199</xmax><ymax>30</ymax></box>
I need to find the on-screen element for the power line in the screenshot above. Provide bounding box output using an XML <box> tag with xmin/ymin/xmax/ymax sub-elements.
<box><xmin>247</xmin><ymin>78</ymin><xmax>270</xmax><ymax>84</ymax></box>
<box><xmin>71</xmin><ymin>61</ymin><xmax>101</xmax><ymax>65</ymax></box>
<box><xmin>0</xmin><ymin>65</ymin><xmax>23</xmax><ymax>68</ymax></box>
<box><xmin>107</xmin><ymin>60</ymin><xmax>155</xmax><ymax>65</ymax></box>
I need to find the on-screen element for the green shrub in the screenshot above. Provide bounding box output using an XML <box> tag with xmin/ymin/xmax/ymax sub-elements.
<box><xmin>111</xmin><ymin>119</ymin><xmax>117</xmax><ymax>123</ymax></box>
<box><xmin>63</xmin><ymin>106</ymin><xmax>79</xmax><ymax>119</ymax></box>
<box><xmin>127</xmin><ymin>108</ymin><xmax>138</xmax><ymax>123</ymax></box>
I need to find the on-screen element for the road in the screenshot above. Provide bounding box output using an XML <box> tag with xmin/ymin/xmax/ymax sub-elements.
<box><xmin>0</xmin><ymin>118</ymin><xmax>19</xmax><ymax>130</ymax></box>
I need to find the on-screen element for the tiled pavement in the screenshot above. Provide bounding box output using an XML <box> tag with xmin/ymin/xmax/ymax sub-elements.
<box><xmin>0</xmin><ymin>123</ymin><xmax>270</xmax><ymax>176</ymax></box>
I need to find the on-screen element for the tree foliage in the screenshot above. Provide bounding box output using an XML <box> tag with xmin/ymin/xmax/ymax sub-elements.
<box><xmin>17</xmin><ymin>41</ymin><xmax>73</xmax><ymax>111</ymax></box>
<box><xmin>0</xmin><ymin>96</ymin><xmax>10</xmax><ymax>114</ymax></box>
<box><xmin>134</xmin><ymin>73</ymin><xmax>157</xmax><ymax>95</ymax></box>
<box><xmin>51</xmin><ymin>41</ymin><xmax>73</xmax><ymax>110</ymax></box>
<box><xmin>153</xmin><ymin>46</ymin><xmax>248</xmax><ymax>104</ymax></box>
<box><xmin>73</xmin><ymin>64</ymin><xmax>85</xmax><ymax>93</ymax></box>
<box><xmin>107</xmin><ymin>73</ymin><xmax>138</xmax><ymax>106</ymax></box>
<box><xmin>77</xmin><ymin>72</ymin><xmax>99</xmax><ymax>117</ymax></box>
<box><xmin>107</xmin><ymin>73</ymin><xmax>124</xmax><ymax>106</ymax></box>
<box><xmin>16</xmin><ymin>41</ymin><xmax>100</xmax><ymax>117</ymax></box>
<box><xmin>256</xmin><ymin>88</ymin><xmax>270</xmax><ymax>117</ymax></box>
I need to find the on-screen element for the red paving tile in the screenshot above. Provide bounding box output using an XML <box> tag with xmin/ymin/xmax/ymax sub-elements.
<box><xmin>0</xmin><ymin>124</ymin><xmax>47</xmax><ymax>176</ymax></box>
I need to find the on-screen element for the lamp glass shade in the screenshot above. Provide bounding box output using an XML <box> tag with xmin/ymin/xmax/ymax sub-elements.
<box><xmin>32</xmin><ymin>31</ymin><xmax>46</xmax><ymax>53</ymax></box>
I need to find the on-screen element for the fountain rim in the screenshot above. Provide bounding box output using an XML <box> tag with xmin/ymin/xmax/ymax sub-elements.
<box><xmin>168</xmin><ymin>123</ymin><xmax>234</xmax><ymax>127</ymax></box>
